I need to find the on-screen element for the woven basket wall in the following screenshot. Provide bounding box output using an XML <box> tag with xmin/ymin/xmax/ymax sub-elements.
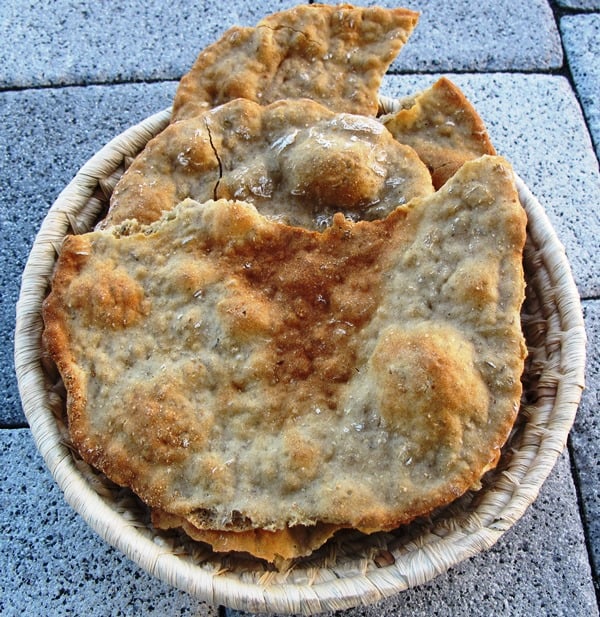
<box><xmin>14</xmin><ymin>106</ymin><xmax>586</xmax><ymax>615</ymax></box>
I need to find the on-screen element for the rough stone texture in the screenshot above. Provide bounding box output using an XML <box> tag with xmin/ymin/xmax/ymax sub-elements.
<box><xmin>392</xmin><ymin>0</ymin><xmax>563</xmax><ymax>72</ymax></box>
<box><xmin>555</xmin><ymin>0</ymin><xmax>600</xmax><ymax>9</ymax></box>
<box><xmin>0</xmin><ymin>0</ymin><xmax>563</xmax><ymax>90</ymax></box>
<box><xmin>0</xmin><ymin>429</ymin><xmax>219</xmax><ymax>616</ymax></box>
<box><xmin>561</xmin><ymin>14</ymin><xmax>600</xmax><ymax>159</ymax></box>
<box><xmin>1</xmin><ymin>82</ymin><xmax>176</xmax><ymax>426</ymax></box>
<box><xmin>381</xmin><ymin>73</ymin><xmax>600</xmax><ymax>299</ymax></box>
<box><xmin>572</xmin><ymin>300</ymin><xmax>600</xmax><ymax>588</ymax></box>
<box><xmin>0</xmin><ymin>0</ymin><xmax>300</xmax><ymax>88</ymax></box>
<box><xmin>1</xmin><ymin>429</ymin><xmax>596</xmax><ymax>617</ymax></box>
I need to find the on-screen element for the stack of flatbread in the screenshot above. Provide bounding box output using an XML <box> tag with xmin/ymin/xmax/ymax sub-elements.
<box><xmin>43</xmin><ymin>4</ymin><xmax>527</xmax><ymax>564</ymax></box>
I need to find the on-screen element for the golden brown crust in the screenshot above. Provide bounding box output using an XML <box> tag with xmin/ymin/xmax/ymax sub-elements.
<box><xmin>43</xmin><ymin>156</ymin><xmax>527</xmax><ymax>555</ymax></box>
<box><xmin>151</xmin><ymin>509</ymin><xmax>341</xmax><ymax>561</ymax></box>
<box><xmin>383</xmin><ymin>77</ymin><xmax>496</xmax><ymax>188</ymax></box>
<box><xmin>103</xmin><ymin>98</ymin><xmax>433</xmax><ymax>229</ymax></box>
<box><xmin>171</xmin><ymin>4</ymin><xmax>419</xmax><ymax>121</ymax></box>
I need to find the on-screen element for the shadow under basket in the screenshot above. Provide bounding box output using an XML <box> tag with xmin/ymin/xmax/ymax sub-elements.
<box><xmin>14</xmin><ymin>106</ymin><xmax>586</xmax><ymax>615</ymax></box>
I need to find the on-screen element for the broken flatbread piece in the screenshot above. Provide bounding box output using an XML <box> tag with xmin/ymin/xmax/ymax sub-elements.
<box><xmin>151</xmin><ymin>508</ymin><xmax>341</xmax><ymax>562</ymax></box>
<box><xmin>103</xmin><ymin>98</ymin><xmax>434</xmax><ymax>229</ymax></box>
<box><xmin>43</xmin><ymin>155</ymin><xmax>527</xmax><ymax>559</ymax></box>
<box><xmin>382</xmin><ymin>77</ymin><xmax>496</xmax><ymax>188</ymax></box>
<box><xmin>171</xmin><ymin>3</ymin><xmax>419</xmax><ymax>121</ymax></box>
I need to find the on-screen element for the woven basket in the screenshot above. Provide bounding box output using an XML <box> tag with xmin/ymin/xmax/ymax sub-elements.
<box><xmin>14</xmin><ymin>106</ymin><xmax>586</xmax><ymax>615</ymax></box>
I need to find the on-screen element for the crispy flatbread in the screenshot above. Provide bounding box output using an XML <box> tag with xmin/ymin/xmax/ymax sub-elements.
<box><xmin>102</xmin><ymin>98</ymin><xmax>434</xmax><ymax>229</ymax></box>
<box><xmin>171</xmin><ymin>4</ymin><xmax>419</xmax><ymax>121</ymax></box>
<box><xmin>151</xmin><ymin>508</ymin><xmax>341</xmax><ymax>562</ymax></box>
<box><xmin>382</xmin><ymin>77</ymin><xmax>496</xmax><ymax>189</ymax></box>
<box><xmin>43</xmin><ymin>156</ymin><xmax>526</xmax><ymax>558</ymax></box>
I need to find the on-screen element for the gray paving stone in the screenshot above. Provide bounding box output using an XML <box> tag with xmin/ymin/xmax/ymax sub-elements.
<box><xmin>572</xmin><ymin>300</ymin><xmax>600</xmax><ymax>584</ymax></box>
<box><xmin>391</xmin><ymin>0</ymin><xmax>563</xmax><ymax>72</ymax></box>
<box><xmin>0</xmin><ymin>0</ymin><xmax>563</xmax><ymax>90</ymax></box>
<box><xmin>1</xmin><ymin>82</ymin><xmax>177</xmax><ymax>426</ymax></box>
<box><xmin>2</xmin><ymin>428</ymin><xmax>596</xmax><ymax>616</ymax></box>
<box><xmin>561</xmin><ymin>14</ymin><xmax>600</xmax><ymax>159</ymax></box>
<box><xmin>0</xmin><ymin>429</ymin><xmax>219</xmax><ymax>616</ymax></box>
<box><xmin>0</xmin><ymin>0</ymin><xmax>300</xmax><ymax>89</ymax></box>
<box><xmin>381</xmin><ymin>73</ymin><xmax>600</xmax><ymax>299</ymax></box>
<box><xmin>555</xmin><ymin>0</ymin><xmax>600</xmax><ymax>10</ymax></box>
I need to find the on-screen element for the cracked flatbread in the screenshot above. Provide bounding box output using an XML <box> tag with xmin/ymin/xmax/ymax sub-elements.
<box><xmin>102</xmin><ymin>98</ymin><xmax>434</xmax><ymax>229</ymax></box>
<box><xmin>43</xmin><ymin>155</ymin><xmax>527</xmax><ymax>560</ymax></box>
<box><xmin>382</xmin><ymin>77</ymin><xmax>496</xmax><ymax>189</ymax></box>
<box><xmin>171</xmin><ymin>4</ymin><xmax>419</xmax><ymax>121</ymax></box>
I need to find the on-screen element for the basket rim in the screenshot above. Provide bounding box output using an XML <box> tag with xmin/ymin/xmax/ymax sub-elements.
<box><xmin>13</xmin><ymin>107</ymin><xmax>587</xmax><ymax>615</ymax></box>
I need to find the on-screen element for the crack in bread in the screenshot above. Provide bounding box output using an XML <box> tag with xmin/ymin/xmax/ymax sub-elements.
<box><xmin>171</xmin><ymin>4</ymin><xmax>419</xmax><ymax>121</ymax></box>
<box><xmin>43</xmin><ymin>156</ymin><xmax>527</xmax><ymax>556</ymax></box>
<box><xmin>103</xmin><ymin>98</ymin><xmax>434</xmax><ymax>229</ymax></box>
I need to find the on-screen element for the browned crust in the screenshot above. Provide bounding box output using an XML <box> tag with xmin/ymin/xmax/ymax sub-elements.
<box><xmin>383</xmin><ymin>77</ymin><xmax>496</xmax><ymax>188</ymax></box>
<box><xmin>151</xmin><ymin>508</ymin><xmax>342</xmax><ymax>561</ymax></box>
<box><xmin>42</xmin><ymin>236</ymin><xmax>92</xmax><ymax>454</ymax></box>
<box><xmin>171</xmin><ymin>4</ymin><xmax>419</xmax><ymax>120</ymax></box>
<box><xmin>43</xmin><ymin>157</ymin><xmax>527</xmax><ymax>558</ymax></box>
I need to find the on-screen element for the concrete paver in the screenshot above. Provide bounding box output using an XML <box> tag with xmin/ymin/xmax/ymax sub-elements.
<box><xmin>572</xmin><ymin>300</ymin><xmax>600</xmax><ymax>583</ymax></box>
<box><xmin>556</xmin><ymin>0</ymin><xmax>600</xmax><ymax>9</ymax></box>
<box><xmin>393</xmin><ymin>0</ymin><xmax>562</xmax><ymax>72</ymax></box>
<box><xmin>0</xmin><ymin>0</ymin><xmax>563</xmax><ymax>90</ymax></box>
<box><xmin>0</xmin><ymin>429</ymin><xmax>218</xmax><ymax>616</ymax></box>
<box><xmin>561</xmin><ymin>14</ymin><xmax>600</xmax><ymax>159</ymax></box>
<box><xmin>0</xmin><ymin>0</ymin><xmax>299</xmax><ymax>88</ymax></box>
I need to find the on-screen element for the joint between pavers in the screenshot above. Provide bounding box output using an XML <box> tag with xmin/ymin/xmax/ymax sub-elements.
<box><xmin>567</xmin><ymin>435</ymin><xmax>600</xmax><ymax>607</ymax></box>
<box><xmin>0</xmin><ymin>76</ymin><xmax>182</xmax><ymax>95</ymax></box>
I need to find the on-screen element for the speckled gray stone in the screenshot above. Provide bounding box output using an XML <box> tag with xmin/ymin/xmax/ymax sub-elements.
<box><xmin>561</xmin><ymin>14</ymin><xmax>600</xmax><ymax>159</ymax></box>
<box><xmin>2</xmin><ymin>429</ymin><xmax>596</xmax><ymax>617</ymax></box>
<box><xmin>0</xmin><ymin>0</ymin><xmax>563</xmax><ymax>90</ymax></box>
<box><xmin>381</xmin><ymin>73</ymin><xmax>600</xmax><ymax>299</ymax></box>
<box><xmin>572</xmin><ymin>300</ymin><xmax>600</xmax><ymax>584</ymax></box>
<box><xmin>0</xmin><ymin>429</ymin><xmax>219</xmax><ymax>616</ymax></box>
<box><xmin>0</xmin><ymin>0</ymin><xmax>299</xmax><ymax>88</ymax></box>
<box><xmin>1</xmin><ymin>82</ymin><xmax>176</xmax><ymax>426</ymax></box>
<box><xmin>555</xmin><ymin>0</ymin><xmax>600</xmax><ymax>9</ymax></box>
<box><xmin>391</xmin><ymin>0</ymin><xmax>563</xmax><ymax>72</ymax></box>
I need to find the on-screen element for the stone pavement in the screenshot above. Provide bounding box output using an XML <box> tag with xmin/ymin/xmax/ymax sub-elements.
<box><xmin>1</xmin><ymin>1</ymin><xmax>599</xmax><ymax>615</ymax></box>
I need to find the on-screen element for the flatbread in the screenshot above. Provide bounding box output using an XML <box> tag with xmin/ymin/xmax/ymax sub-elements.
<box><xmin>151</xmin><ymin>508</ymin><xmax>341</xmax><ymax>562</ymax></box>
<box><xmin>382</xmin><ymin>77</ymin><xmax>496</xmax><ymax>188</ymax></box>
<box><xmin>43</xmin><ymin>156</ymin><xmax>527</xmax><ymax>558</ymax></box>
<box><xmin>102</xmin><ymin>98</ymin><xmax>434</xmax><ymax>229</ymax></box>
<box><xmin>171</xmin><ymin>4</ymin><xmax>419</xmax><ymax>121</ymax></box>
